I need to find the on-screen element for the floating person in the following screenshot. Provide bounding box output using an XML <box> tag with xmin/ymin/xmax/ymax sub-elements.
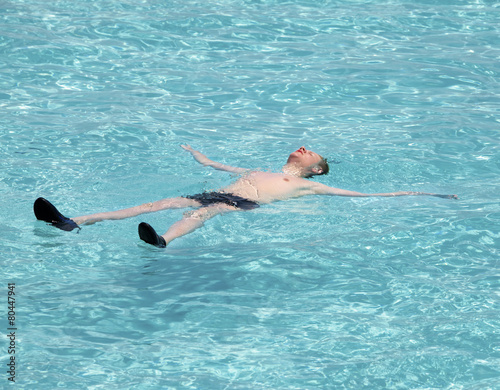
<box><xmin>34</xmin><ymin>145</ymin><xmax>458</xmax><ymax>248</ymax></box>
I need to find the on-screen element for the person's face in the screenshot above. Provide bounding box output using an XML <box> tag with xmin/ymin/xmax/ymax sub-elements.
<box><xmin>287</xmin><ymin>146</ymin><xmax>322</xmax><ymax>168</ymax></box>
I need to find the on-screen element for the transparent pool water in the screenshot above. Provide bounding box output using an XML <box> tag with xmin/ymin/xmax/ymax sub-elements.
<box><xmin>1</xmin><ymin>0</ymin><xmax>499</xmax><ymax>388</ymax></box>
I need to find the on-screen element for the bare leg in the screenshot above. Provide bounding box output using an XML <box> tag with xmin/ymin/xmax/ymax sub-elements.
<box><xmin>73</xmin><ymin>197</ymin><xmax>200</xmax><ymax>225</ymax></box>
<box><xmin>161</xmin><ymin>204</ymin><xmax>237</xmax><ymax>246</ymax></box>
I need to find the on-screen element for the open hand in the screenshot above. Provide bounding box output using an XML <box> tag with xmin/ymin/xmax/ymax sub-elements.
<box><xmin>180</xmin><ymin>144</ymin><xmax>194</xmax><ymax>152</ymax></box>
<box><xmin>435</xmin><ymin>194</ymin><xmax>459</xmax><ymax>199</ymax></box>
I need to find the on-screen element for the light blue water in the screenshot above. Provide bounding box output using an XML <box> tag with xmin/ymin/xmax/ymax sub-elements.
<box><xmin>1</xmin><ymin>0</ymin><xmax>499</xmax><ymax>388</ymax></box>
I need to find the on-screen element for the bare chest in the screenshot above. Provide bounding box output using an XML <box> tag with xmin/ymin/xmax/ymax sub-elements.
<box><xmin>224</xmin><ymin>172</ymin><xmax>313</xmax><ymax>203</ymax></box>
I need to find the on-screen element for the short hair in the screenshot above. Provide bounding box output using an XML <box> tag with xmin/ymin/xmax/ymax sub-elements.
<box><xmin>305</xmin><ymin>157</ymin><xmax>329</xmax><ymax>178</ymax></box>
<box><xmin>318</xmin><ymin>157</ymin><xmax>329</xmax><ymax>176</ymax></box>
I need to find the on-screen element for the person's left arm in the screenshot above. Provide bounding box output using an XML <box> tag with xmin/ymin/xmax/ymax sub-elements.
<box><xmin>310</xmin><ymin>182</ymin><xmax>458</xmax><ymax>199</ymax></box>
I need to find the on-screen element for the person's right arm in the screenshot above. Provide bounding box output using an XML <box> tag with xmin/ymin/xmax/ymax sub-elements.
<box><xmin>181</xmin><ymin>145</ymin><xmax>249</xmax><ymax>174</ymax></box>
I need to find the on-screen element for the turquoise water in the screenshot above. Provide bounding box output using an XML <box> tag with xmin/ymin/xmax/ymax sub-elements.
<box><xmin>1</xmin><ymin>0</ymin><xmax>499</xmax><ymax>388</ymax></box>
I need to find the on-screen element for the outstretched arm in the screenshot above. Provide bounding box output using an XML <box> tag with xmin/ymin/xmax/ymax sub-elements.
<box><xmin>181</xmin><ymin>145</ymin><xmax>249</xmax><ymax>174</ymax></box>
<box><xmin>311</xmin><ymin>182</ymin><xmax>458</xmax><ymax>199</ymax></box>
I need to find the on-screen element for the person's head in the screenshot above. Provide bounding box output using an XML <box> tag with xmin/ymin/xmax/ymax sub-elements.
<box><xmin>286</xmin><ymin>146</ymin><xmax>329</xmax><ymax>178</ymax></box>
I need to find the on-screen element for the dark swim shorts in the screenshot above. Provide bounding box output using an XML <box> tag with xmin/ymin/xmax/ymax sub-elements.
<box><xmin>183</xmin><ymin>192</ymin><xmax>260</xmax><ymax>210</ymax></box>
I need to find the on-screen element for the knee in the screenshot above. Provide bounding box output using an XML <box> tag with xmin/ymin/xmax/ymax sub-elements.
<box><xmin>184</xmin><ymin>209</ymin><xmax>201</xmax><ymax>219</ymax></box>
<box><xmin>141</xmin><ymin>202</ymin><xmax>155</xmax><ymax>212</ymax></box>
<box><xmin>184</xmin><ymin>206</ymin><xmax>226</xmax><ymax>221</ymax></box>
<box><xmin>184</xmin><ymin>209</ymin><xmax>210</xmax><ymax>221</ymax></box>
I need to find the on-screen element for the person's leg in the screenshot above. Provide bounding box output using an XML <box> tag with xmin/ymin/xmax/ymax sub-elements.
<box><xmin>162</xmin><ymin>204</ymin><xmax>236</xmax><ymax>245</ymax></box>
<box><xmin>73</xmin><ymin>197</ymin><xmax>200</xmax><ymax>225</ymax></box>
<box><xmin>139</xmin><ymin>204</ymin><xmax>237</xmax><ymax>247</ymax></box>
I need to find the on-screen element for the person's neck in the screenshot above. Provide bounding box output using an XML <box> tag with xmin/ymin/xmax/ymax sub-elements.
<box><xmin>281</xmin><ymin>163</ymin><xmax>306</xmax><ymax>178</ymax></box>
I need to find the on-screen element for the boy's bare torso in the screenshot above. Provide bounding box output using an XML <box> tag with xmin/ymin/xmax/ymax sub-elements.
<box><xmin>222</xmin><ymin>171</ymin><xmax>315</xmax><ymax>204</ymax></box>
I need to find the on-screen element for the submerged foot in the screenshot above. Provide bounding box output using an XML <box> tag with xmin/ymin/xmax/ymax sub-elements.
<box><xmin>138</xmin><ymin>222</ymin><xmax>167</xmax><ymax>248</ymax></box>
<box><xmin>34</xmin><ymin>197</ymin><xmax>80</xmax><ymax>232</ymax></box>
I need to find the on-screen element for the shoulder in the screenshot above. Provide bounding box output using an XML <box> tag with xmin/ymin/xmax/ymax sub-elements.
<box><xmin>285</xmin><ymin>176</ymin><xmax>321</xmax><ymax>195</ymax></box>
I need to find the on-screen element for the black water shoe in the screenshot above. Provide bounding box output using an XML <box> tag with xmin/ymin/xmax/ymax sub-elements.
<box><xmin>34</xmin><ymin>197</ymin><xmax>80</xmax><ymax>232</ymax></box>
<box><xmin>138</xmin><ymin>222</ymin><xmax>166</xmax><ymax>248</ymax></box>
